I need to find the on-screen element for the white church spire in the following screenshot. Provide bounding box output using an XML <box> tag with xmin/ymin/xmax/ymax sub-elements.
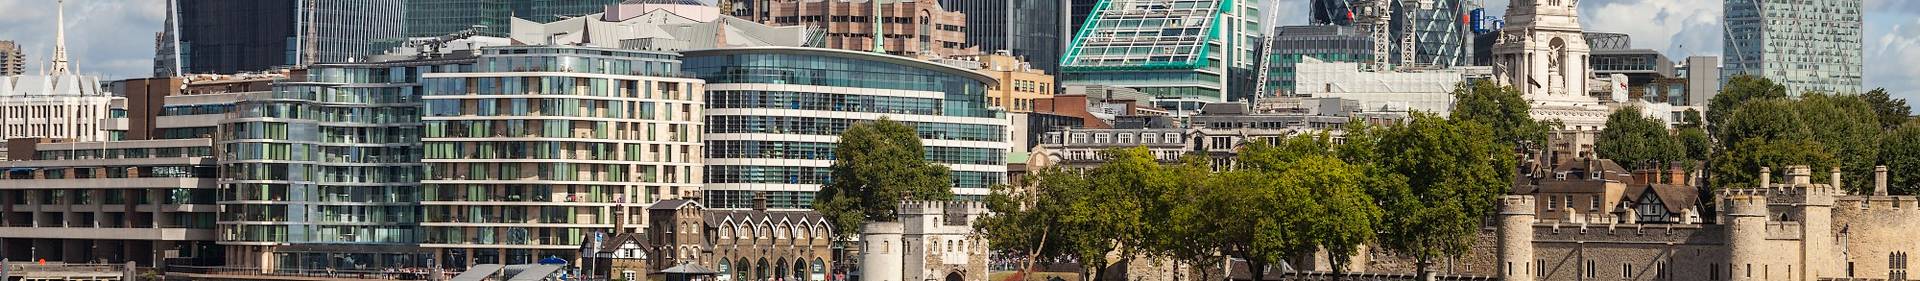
<box><xmin>50</xmin><ymin>0</ymin><xmax>71</xmax><ymax>74</ymax></box>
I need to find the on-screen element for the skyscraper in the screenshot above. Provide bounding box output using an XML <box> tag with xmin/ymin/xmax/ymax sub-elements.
<box><xmin>940</xmin><ymin>0</ymin><xmax>1066</xmax><ymax>74</ymax></box>
<box><xmin>1310</xmin><ymin>0</ymin><xmax>1472</xmax><ymax>68</ymax></box>
<box><xmin>0</xmin><ymin>41</ymin><xmax>22</xmax><ymax>76</ymax></box>
<box><xmin>163</xmin><ymin>0</ymin><xmax>405</xmax><ymax>75</ymax></box>
<box><xmin>406</xmin><ymin>0</ymin><xmax>625</xmax><ymax>38</ymax></box>
<box><xmin>1059</xmin><ymin>0</ymin><xmax>1264</xmax><ymax>106</ymax></box>
<box><xmin>1724</xmin><ymin>0</ymin><xmax>1863</xmax><ymax>95</ymax></box>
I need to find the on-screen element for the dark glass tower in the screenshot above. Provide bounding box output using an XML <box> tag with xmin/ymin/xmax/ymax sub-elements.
<box><xmin>169</xmin><ymin>0</ymin><xmax>405</xmax><ymax>75</ymax></box>
<box><xmin>941</xmin><ymin>0</ymin><xmax>1067</xmax><ymax>74</ymax></box>
<box><xmin>406</xmin><ymin>0</ymin><xmax>625</xmax><ymax>37</ymax></box>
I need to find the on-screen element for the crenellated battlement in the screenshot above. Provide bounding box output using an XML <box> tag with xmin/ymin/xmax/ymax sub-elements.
<box><xmin>897</xmin><ymin>200</ymin><xmax>990</xmax><ymax>215</ymax></box>
<box><xmin>1500</xmin><ymin>195</ymin><xmax>1536</xmax><ymax>215</ymax></box>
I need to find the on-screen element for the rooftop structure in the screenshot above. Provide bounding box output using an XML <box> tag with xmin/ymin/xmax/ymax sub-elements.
<box><xmin>407</xmin><ymin>0</ymin><xmax>627</xmax><ymax>38</ymax></box>
<box><xmin>507</xmin><ymin>1</ymin><xmax>811</xmax><ymax>51</ymax></box>
<box><xmin>1293</xmin><ymin>56</ymin><xmax>1475</xmax><ymax>116</ymax></box>
<box><xmin>1264</xmin><ymin>25</ymin><xmax>1375</xmax><ymax>97</ymax></box>
<box><xmin>1059</xmin><ymin>0</ymin><xmax>1263</xmax><ymax>104</ymax></box>
<box><xmin>725</xmin><ymin>0</ymin><xmax>976</xmax><ymax>58</ymax></box>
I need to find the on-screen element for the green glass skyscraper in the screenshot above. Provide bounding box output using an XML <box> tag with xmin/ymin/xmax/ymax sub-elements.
<box><xmin>1723</xmin><ymin>0</ymin><xmax>1862</xmax><ymax>95</ymax></box>
<box><xmin>1058</xmin><ymin>0</ymin><xmax>1263</xmax><ymax>108</ymax></box>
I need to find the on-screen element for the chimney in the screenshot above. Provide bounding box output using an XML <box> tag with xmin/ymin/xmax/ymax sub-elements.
<box><xmin>613</xmin><ymin>206</ymin><xmax>627</xmax><ymax>234</ymax></box>
<box><xmin>1831</xmin><ymin>167</ymin><xmax>1843</xmax><ymax>189</ymax></box>
<box><xmin>753</xmin><ymin>193</ymin><xmax>768</xmax><ymax>211</ymax></box>
<box><xmin>1787</xmin><ymin>166</ymin><xmax>1812</xmax><ymax>185</ymax></box>
<box><xmin>1876</xmin><ymin>166</ymin><xmax>1890</xmax><ymax>196</ymax></box>
<box><xmin>1760</xmin><ymin>167</ymin><xmax>1772</xmax><ymax>187</ymax></box>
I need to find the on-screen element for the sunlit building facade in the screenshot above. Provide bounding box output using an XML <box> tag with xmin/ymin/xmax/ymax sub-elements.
<box><xmin>416</xmin><ymin>46</ymin><xmax>705</xmax><ymax>267</ymax></box>
<box><xmin>1059</xmin><ymin>0</ymin><xmax>1263</xmax><ymax>105</ymax></box>
<box><xmin>685</xmin><ymin>47</ymin><xmax>1006</xmax><ymax>210</ymax></box>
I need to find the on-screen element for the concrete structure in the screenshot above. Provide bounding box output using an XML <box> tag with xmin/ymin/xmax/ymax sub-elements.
<box><xmin>111</xmin><ymin>73</ymin><xmax>283</xmax><ymax>141</ymax></box>
<box><xmin>0</xmin><ymin>138</ymin><xmax>220</xmax><ymax>267</ymax></box>
<box><xmin>0</xmin><ymin>41</ymin><xmax>21</xmax><ymax>76</ymax></box>
<box><xmin>939</xmin><ymin>0</ymin><xmax>1067</xmax><ymax>74</ymax></box>
<box><xmin>1294</xmin><ymin>56</ymin><xmax>1474</xmax><ymax>116</ymax></box>
<box><xmin>726</xmin><ymin>0</ymin><xmax>977</xmax><ymax>58</ymax></box>
<box><xmin>1724</xmin><ymin>0</ymin><xmax>1863</xmax><ymax>95</ymax></box>
<box><xmin>1034</xmin><ymin>85</ymin><xmax>1165</xmax><ymax>128</ymax></box>
<box><xmin>953</xmin><ymin>52</ymin><xmax>1053</xmax><ymax>113</ymax></box>
<box><xmin>1059</xmin><ymin>0</ymin><xmax>1264</xmax><ymax>104</ymax></box>
<box><xmin>1035</xmin><ymin>126</ymin><xmax>1190</xmax><ymax>169</ymax></box>
<box><xmin>687</xmin><ymin>47</ymin><xmax>1008</xmax><ymax>208</ymax></box>
<box><xmin>1490</xmin><ymin>0</ymin><xmax>1610</xmax><ymax>131</ymax></box>
<box><xmin>860</xmin><ymin>201</ymin><xmax>990</xmax><ymax>281</ymax></box>
<box><xmin>1263</xmin><ymin>25</ymin><xmax>1375</xmax><ymax>97</ymax></box>
<box><xmin>415</xmin><ymin>45</ymin><xmax>708</xmax><ymax>268</ymax></box>
<box><xmin>160</xmin><ymin>0</ymin><xmax>406</xmax><ymax>74</ymax></box>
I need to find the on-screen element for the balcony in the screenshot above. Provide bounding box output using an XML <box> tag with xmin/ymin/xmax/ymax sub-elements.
<box><xmin>0</xmin><ymin>226</ymin><xmax>214</xmax><ymax>240</ymax></box>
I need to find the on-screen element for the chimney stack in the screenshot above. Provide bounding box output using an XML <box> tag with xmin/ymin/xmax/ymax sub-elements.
<box><xmin>1760</xmin><ymin>167</ymin><xmax>1772</xmax><ymax>187</ymax></box>
<box><xmin>1876</xmin><ymin>165</ymin><xmax>1890</xmax><ymax>196</ymax></box>
<box><xmin>1832</xmin><ymin>167</ymin><xmax>1843</xmax><ymax>189</ymax></box>
<box><xmin>753</xmin><ymin>193</ymin><xmax>769</xmax><ymax>211</ymax></box>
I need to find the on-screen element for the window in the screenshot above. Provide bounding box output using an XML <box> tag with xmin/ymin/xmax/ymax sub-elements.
<box><xmin>1209</xmin><ymin>136</ymin><xmax>1233</xmax><ymax>150</ymax></box>
<box><xmin>623</xmin><ymin>270</ymin><xmax>638</xmax><ymax>281</ymax></box>
<box><xmin>1621</xmin><ymin>263</ymin><xmax>1631</xmax><ymax>279</ymax></box>
<box><xmin>1590</xmin><ymin>195</ymin><xmax>1601</xmax><ymax>211</ymax></box>
<box><xmin>1895</xmin><ymin>252</ymin><xmax>1909</xmax><ymax>281</ymax></box>
<box><xmin>1140</xmin><ymin>133</ymin><xmax>1157</xmax><ymax>144</ymax></box>
<box><xmin>1117</xmin><ymin>133</ymin><xmax>1134</xmax><ymax>144</ymax></box>
<box><xmin>1547</xmin><ymin>196</ymin><xmax>1557</xmax><ymax>210</ymax></box>
<box><xmin>1071</xmin><ymin>133</ymin><xmax>1087</xmax><ymax>144</ymax></box>
<box><xmin>1585</xmin><ymin>259</ymin><xmax>1596</xmax><ymax>278</ymax></box>
<box><xmin>1094</xmin><ymin>133</ymin><xmax>1111</xmax><ymax>144</ymax></box>
<box><xmin>1165</xmin><ymin>134</ymin><xmax>1178</xmax><ymax>144</ymax></box>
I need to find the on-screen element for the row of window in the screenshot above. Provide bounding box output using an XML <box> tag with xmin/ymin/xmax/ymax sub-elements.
<box><xmin>232</xmin><ymin>102</ymin><xmax>422</xmax><ymax>124</ymax></box>
<box><xmin>32</xmin><ymin>146</ymin><xmax>213</xmax><ymax>161</ymax></box>
<box><xmin>222</xmin><ymin>163</ymin><xmax>421</xmax><ymax>183</ymax></box>
<box><xmin>422</xmin><ymin>205</ymin><xmax>606</xmax><ymax>225</ymax></box>
<box><xmin>420</xmin><ymin>184</ymin><xmax>651</xmax><ymax>204</ymax></box>
<box><xmin>423</xmin><ymin>119</ymin><xmax>696</xmax><ymax>142</ymax></box>
<box><xmin>423</xmin><ymin>141</ymin><xmax>697</xmax><ymax>163</ymax></box>
<box><xmin>423</xmin><ymin>76</ymin><xmax>695</xmax><ymax>100</ymax></box>
<box><xmin>2</xmin><ymin>188</ymin><xmax>214</xmax><ymax>205</ymax></box>
<box><xmin>706</xmin><ymin>115</ymin><xmax>1003</xmax><ymax>142</ymax></box>
<box><xmin>2</xmin><ymin>165</ymin><xmax>214</xmax><ymax>180</ymax></box>
<box><xmin>707</xmin><ymin>90</ymin><xmax>944</xmax><ymax>116</ymax></box>
<box><xmin>0</xmin><ymin>212</ymin><xmax>214</xmax><ymax>229</ymax></box>
<box><xmin>424</xmin><ymin>97</ymin><xmax>696</xmax><ymax>121</ymax></box>
<box><xmin>706</xmin><ymin>140</ymin><xmax>1002</xmax><ymax>165</ymax></box>
<box><xmin>223</xmin><ymin>142</ymin><xmax>419</xmax><ymax>164</ymax></box>
<box><xmin>224</xmin><ymin>224</ymin><xmax>419</xmax><ymax>244</ymax></box>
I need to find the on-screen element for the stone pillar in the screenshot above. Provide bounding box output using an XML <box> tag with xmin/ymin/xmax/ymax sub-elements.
<box><xmin>860</xmin><ymin>222</ymin><xmax>904</xmax><ymax>281</ymax></box>
<box><xmin>1760</xmin><ymin>167</ymin><xmax>1771</xmax><ymax>187</ymax></box>
<box><xmin>1876</xmin><ymin>166</ymin><xmax>1889</xmax><ymax>196</ymax></box>
<box><xmin>1788</xmin><ymin>166</ymin><xmax>1812</xmax><ymax>185</ymax></box>
<box><xmin>1831</xmin><ymin>167</ymin><xmax>1843</xmax><ymax>190</ymax></box>
<box><xmin>1498</xmin><ymin>195</ymin><xmax>1537</xmax><ymax>281</ymax></box>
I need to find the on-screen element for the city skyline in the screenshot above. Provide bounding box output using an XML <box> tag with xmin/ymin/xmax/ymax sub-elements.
<box><xmin>4</xmin><ymin>0</ymin><xmax>1918</xmax><ymax>102</ymax></box>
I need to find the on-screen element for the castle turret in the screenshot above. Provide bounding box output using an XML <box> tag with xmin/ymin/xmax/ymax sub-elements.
<box><xmin>1722</xmin><ymin>181</ymin><xmax>1770</xmax><ymax>281</ymax></box>
<box><xmin>1498</xmin><ymin>195</ymin><xmax>1537</xmax><ymax>281</ymax></box>
<box><xmin>861</xmin><ymin>222</ymin><xmax>905</xmax><ymax>281</ymax></box>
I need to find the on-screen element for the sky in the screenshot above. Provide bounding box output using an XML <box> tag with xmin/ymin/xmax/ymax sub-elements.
<box><xmin>0</xmin><ymin>0</ymin><xmax>1917</xmax><ymax>101</ymax></box>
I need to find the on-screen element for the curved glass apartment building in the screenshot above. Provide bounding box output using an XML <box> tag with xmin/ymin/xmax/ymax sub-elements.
<box><xmin>418</xmin><ymin>46</ymin><xmax>704</xmax><ymax>267</ymax></box>
<box><xmin>218</xmin><ymin>58</ymin><xmax>460</xmax><ymax>271</ymax></box>
<box><xmin>684</xmin><ymin>47</ymin><xmax>1008</xmax><ymax>209</ymax></box>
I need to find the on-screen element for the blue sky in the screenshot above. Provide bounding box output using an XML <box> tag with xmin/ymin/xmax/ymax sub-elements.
<box><xmin>1</xmin><ymin>0</ymin><xmax>1917</xmax><ymax>102</ymax></box>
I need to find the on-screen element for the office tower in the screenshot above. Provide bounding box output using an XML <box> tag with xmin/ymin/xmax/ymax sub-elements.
<box><xmin>1311</xmin><ymin>0</ymin><xmax>1471</xmax><ymax>68</ymax></box>
<box><xmin>1724</xmin><ymin>0</ymin><xmax>1863</xmax><ymax>95</ymax></box>
<box><xmin>1059</xmin><ymin>0</ymin><xmax>1264</xmax><ymax>106</ymax></box>
<box><xmin>940</xmin><ymin>0</ymin><xmax>1066</xmax><ymax>74</ymax></box>
<box><xmin>407</xmin><ymin>0</ymin><xmax>627</xmax><ymax>38</ymax></box>
<box><xmin>165</xmin><ymin>0</ymin><xmax>405</xmax><ymax>75</ymax></box>
<box><xmin>725</xmin><ymin>0</ymin><xmax>976</xmax><ymax>58</ymax></box>
<box><xmin>216</xmin><ymin>58</ymin><xmax>448</xmax><ymax>271</ymax></box>
<box><xmin>686</xmin><ymin>47</ymin><xmax>1008</xmax><ymax>209</ymax></box>
<box><xmin>0</xmin><ymin>41</ymin><xmax>22</xmax><ymax>76</ymax></box>
<box><xmin>1264</xmin><ymin>25</ymin><xmax>1374</xmax><ymax>96</ymax></box>
<box><xmin>416</xmin><ymin>45</ymin><xmax>706</xmax><ymax>267</ymax></box>
<box><xmin>0</xmin><ymin>138</ymin><xmax>221</xmax><ymax>266</ymax></box>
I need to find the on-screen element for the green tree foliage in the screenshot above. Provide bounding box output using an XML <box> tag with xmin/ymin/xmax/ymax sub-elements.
<box><xmin>1707</xmin><ymin>75</ymin><xmax>1789</xmax><ymax>133</ymax></box>
<box><xmin>1677</xmin><ymin>127</ymin><xmax>1711</xmax><ymax>164</ymax></box>
<box><xmin>815</xmin><ymin>118</ymin><xmax>952</xmax><ymax>240</ymax></box>
<box><xmin>978</xmin><ymin>167</ymin><xmax>1088</xmax><ymax>276</ymax></box>
<box><xmin>1367</xmin><ymin>113</ymin><xmax>1511</xmax><ymax>277</ymax></box>
<box><xmin>1864</xmin><ymin>88</ymin><xmax>1912</xmax><ymax>131</ymax></box>
<box><xmin>1797</xmin><ymin>93</ymin><xmax>1883</xmax><ymax>192</ymax></box>
<box><xmin>1880</xmin><ymin>123</ymin><xmax>1920</xmax><ymax>195</ymax></box>
<box><xmin>1451</xmin><ymin>80</ymin><xmax>1551</xmax><ymax>149</ymax></box>
<box><xmin>1596</xmin><ymin>106</ymin><xmax>1681</xmax><ymax>170</ymax></box>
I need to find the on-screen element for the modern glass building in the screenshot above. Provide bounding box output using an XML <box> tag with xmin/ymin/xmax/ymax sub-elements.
<box><xmin>407</xmin><ymin>0</ymin><xmax>624</xmax><ymax>37</ymax></box>
<box><xmin>940</xmin><ymin>0</ymin><xmax>1067</xmax><ymax>74</ymax></box>
<box><xmin>1264</xmin><ymin>25</ymin><xmax>1374</xmax><ymax>96</ymax></box>
<box><xmin>1058</xmin><ymin>0</ymin><xmax>1263</xmax><ymax>105</ymax></box>
<box><xmin>1724</xmin><ymin>0</ymin><xmax>1863</xmax><ymax>95</ymax></box>
<box><xmin>216</xmin><ymin>56</ymin><xmax>461</xmax><ymax>271</ymax></box>
<box><xmin>683</xmin><ymin>47</ymin><xmax>1008</xmax><ymax>210</ymax></box>
<box><xmin>416</xmin><ymin>46</ymin><xmax>704</xmax><ymax>267</ymax></box>
<box><xmin>166</xmin><ymin>0</ymin><xmax>406</xmax><ymax>75</ymax></box>
<box><xmin>1309</xmin><ymin>0</ymin><xmax>1472</xmax><ymax>67</ymax></box>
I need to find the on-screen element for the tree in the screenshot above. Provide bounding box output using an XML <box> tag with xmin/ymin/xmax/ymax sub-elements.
<box><xmin>815</xmin><ymin>118</ymin><xmax>953</xmax><ymax>240</ymax></box>
<box><xmin>1881</xmin><ymin>123</ymin><xmax>1920</xmax><ymax>195</ymax></box>
<box><xmin>1709</xmin><ymin>138</ymin><xmax>1837</xmax><ymax>189</ymax></box>
<box><xmin>1676</xmin><ymin>127</ymin><xmax>1711</xmax><ymax>164</ymax></box>
<box><xmin>1596</xmin><ymin>106</ymin><xmax>1681</xmax><ymax>170</ymax></box>
<box><xmin>1368</xmin><ymin>113</ymin><xmax>1511</xmax><ymax>278</ymax></box>
<box><xmin>979</xmin><ymin>167</ymin><xmax>1074</xmax><ymax>278</ymax></box>
<box><xmin>1707</xmin><ymin>75</ymin><xmax>1789</xmax><ymax>134</ymax></box>
<box><xmin>1795</xmin><ymin>93</ymin><xmax>1883</xmax><ymax>192</ymax></box>
<box><xmin>1864</xmin><ymin>88</ymin><xmax>1912</xmax><ymax>131</ymax></box>
<box><xmin>1451</xmin><ymin>80</ymin><xmax>1550</xmax><ymax>149</ymax></box>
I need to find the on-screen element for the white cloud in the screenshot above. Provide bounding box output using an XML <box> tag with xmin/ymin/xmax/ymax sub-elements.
<box><xmin>0</xmin><ymin>0</ymin><xmax>166</xmax><ymax>79</ymax></box>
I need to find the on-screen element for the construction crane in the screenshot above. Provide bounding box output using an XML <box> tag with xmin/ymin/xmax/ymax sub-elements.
<box><xmin>1345</xmin><ymin>0</ymin><xmax>1434</xmax><ymax>71</ymax></box>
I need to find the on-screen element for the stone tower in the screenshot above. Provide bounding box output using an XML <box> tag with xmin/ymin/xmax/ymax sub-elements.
<box><xmin>1497</xmin><ymin>195</ymin><xmax>1537</xmax><ymax>281</ymax></box>
<box><xmin>1721</xmin><ymin>182</ymin><xmax>1770</xmax><ymax>281</ymax></box>
<box><xmin>1492</xmin><ymin>0</ymin><xmax>1591</xmax><ymax>103</ymax></box>
<box><xmin>861</xmin><ymin>222</ymin><xmax>906</xmax><ymax>281</ymax></box>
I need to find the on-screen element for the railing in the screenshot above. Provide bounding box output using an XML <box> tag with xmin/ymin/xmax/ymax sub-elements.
<box><xmin>167</xmin><ymin>265</ymin><xmax>446</xmax><ymax>280</ymax></box>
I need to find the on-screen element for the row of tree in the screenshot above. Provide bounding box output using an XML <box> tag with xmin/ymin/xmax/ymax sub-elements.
<box><xmin>978</xmin><ymin>80</ymin><xmax>1539</xmax><ymax>281</ymax></box>
<box><xmin>1595</xmin><ymin>75</ymin><xmax>1917</xmax><ymax>194</ymax></box>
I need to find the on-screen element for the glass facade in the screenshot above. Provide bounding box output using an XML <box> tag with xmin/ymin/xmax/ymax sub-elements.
<box><xmin>685</xmin><ymin>48</ymin><xmax>1007</xmax><ymax>209</ymax></box>
<box><xmin>417</xmin><ymin>46</ymin><xmax>703</xmax><ymax>268</ymax></box>
<box><xmin>217</xmin><ymin>60</ymin><xmax>452</xmax><ymax>270</ymax></box>
<box><xmin>939</xmin><ymin>0</ymin><xmax>1066</xmax><ymax>74</ymax></box>
<box><xmin>1723</xmin><ymin>0</ymin><xmax>1863</xmax><ymax>95</ymax></box>
<box><xmin>171</xmin><ymin>0</ymin><xmax>405</xmax><ymax>74</ymax></box>
<box><xmin>1058</xmin><ymin>0</ymin><xmax>1261</xmax><ymax>104</ymax></box>
<box><xmin>1264</xmin><ymin>25</ymin><xmax>1375</xmax><ymax>96</ymax></box>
